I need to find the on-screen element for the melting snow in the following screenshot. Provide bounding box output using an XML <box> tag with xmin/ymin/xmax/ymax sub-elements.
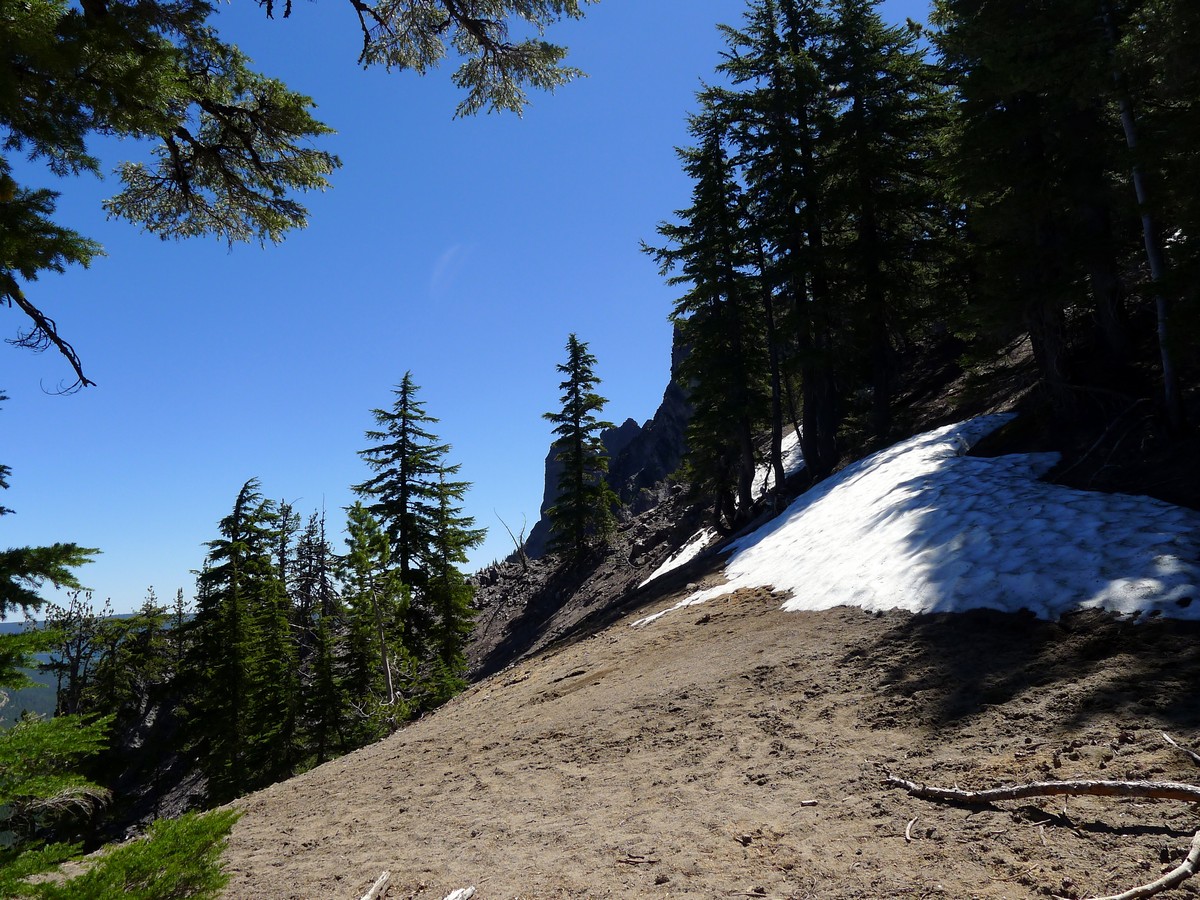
<box><xmin>636</xmin><ymin>414</ymin><xmax>1200</xmax><ymax>625</ymax></box>
<box><xmin>751</xmin><ymin>429</ymin><xmax>806</xmax><ymax>499</ymax></box>
<box><xmin>640</xmin><ymin>429</ymin><xmax>807</xmax><ymax>590</ymax></box>
<box><xmin>639</xmin><ymin>527</ymin><xmax>721</xmax><ymax>588</ymax></box>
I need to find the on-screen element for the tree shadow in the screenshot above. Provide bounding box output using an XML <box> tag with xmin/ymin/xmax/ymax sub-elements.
<box><xmin>851</xmin><ymin>607</ymin><xmax>1200</xmax><ymax>732</ymax></box>
<box><xmin>471</xmin><ymin>553</ymin><xmax>603</xmax><ymax>680</ymax></box>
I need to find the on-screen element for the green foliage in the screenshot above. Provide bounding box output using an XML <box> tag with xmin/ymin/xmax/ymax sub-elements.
<box><xmin>186</xmin><ymin>479</ymin><xmax>296</xmax><ymax>800</ymax></box>
<box><xmin>0</xmin><ymin>711</ymin><xmax>111</xmax><ymax>834</ymax></box>
<box><xmin>542</xmin><ymin>334</ymin><xmax>619</xmax><ymax>556</ymax></box>
<box><xmin>355</xmin><ymin>373</ymin><xmax>458</xmax><ymax>584</ymax></box>
<box><xmin>646</xmin><ymin>97</ymin><xmax>770</xmax><ymax>524</ymax></box>
<box><xmin>13</xmin><ymin>809</ymin><xmax>240</xmax><ymax>900</ymax></box>
<box><xmin>424</xmin><ymin>472</ymin><xmax>482</xmax><ymax>683</ymax></box>
<box><xmin>340</xmin><ymin>501</ymin><xmax>413</xmax><ymax>735</ymax></box>
<box><xmin>348</xmin><ymin>0</ymin><xmax>593</xmax><ymax>117</ymax></box>
<box><xmin>650</xmin><ymin>0</ymin><xmax>965</xmax><ymax>498</ymax></box>
<box><xmin>1</xmin><ymin>0</ymin><xmax>592</xmax><ymax>386</ymax></box>
<box><xmin>0</xmin><ymin>546</ymin><xmax>98</xmax><ymax>620</ymax></box>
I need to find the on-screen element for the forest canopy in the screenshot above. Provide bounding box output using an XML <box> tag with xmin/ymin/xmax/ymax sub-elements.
<box><xmin>0</xmin><ymin>0</ymin><xmax>592</xmax><ymax>389</ymax></box>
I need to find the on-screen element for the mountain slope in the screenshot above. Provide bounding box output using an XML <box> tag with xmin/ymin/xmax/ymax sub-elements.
<box><xmin>222</xmin><ymin>566</ymin><xmax>1200</xmax><ymax>899</ymax></box>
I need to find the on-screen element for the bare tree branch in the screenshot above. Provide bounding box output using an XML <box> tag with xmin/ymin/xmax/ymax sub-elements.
<box><xmin>885</xmin><ymin>774</ymin><xmax>1200</xmax><ymax>805</ymax></box>
<box><xmin>6</xmin><ymin>291</ymin><xmax>94</xmax><ymax>390</ymax></box>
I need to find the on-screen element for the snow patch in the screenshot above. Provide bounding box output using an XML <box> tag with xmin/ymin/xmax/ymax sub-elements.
<box><xmin>639</xmin><ymin>527</ymin><xmax>720</xmax><ymax>588</ymax></box>
<box><xmin>636</xmin><ymin>414</ymin><xmax>1200</xmax><ymax>626</ymax></box>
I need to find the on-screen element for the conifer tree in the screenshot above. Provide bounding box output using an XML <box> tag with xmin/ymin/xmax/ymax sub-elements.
<box><xmin>353</xmin><ymin>373</ymin><xmax>484</xmax><ymax>687</ymax></box>
<box><xmin>822</xmin><ymin>0</ymin><xmax>953</xmax><ymax>442</ymax></box>
<box><xmin>542</xmin><ymin>335</ymin><xmax>620</xmax><ymax>557</ymax></box>
<box><xmin>292</xmin><ymin>512</ymin><xmax>347</xmax><ymax>763</ymax></box>
<box><xmin>340</xmin><ymin>502</ymin><xmax>412</xmax><ymax>737</ymax></box>
<box><xmin>718</xmin><ymin>0</ymin><xmax>844</xmax><ymax>479</ymax></box>
<box><xmin>187</xmin><ymin>479</ymin><xmax>295</xmax><ymax>800</ymax></box>
<box><xmin>931</xmin><ymin>0</ymin><xmax>1121</xmax><ymax>416</ymax></box>
<box><xmin>645</xmin><ymin>99</ymin><xmax>771</xmax><ymax>526</ymax></box>
<box><xmin>355</xmin><ymin>374</ymin><xmax>452</xmax><ymax>587</ymax></box>
<box><xmin>1117</xmin><ymin>0</ymin><xmax>1196</xmax><ymax>429</ymax></box>
<box><xmin>422</xmin><ymin>472</ymin><xmax>485</xmax><ymax>702</ymax></box>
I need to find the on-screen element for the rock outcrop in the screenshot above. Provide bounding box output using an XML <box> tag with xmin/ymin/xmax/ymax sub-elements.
<box><xmin>523</xmin><ymin>327</ymin><xmax>691</xmax><ymax>559</ymax></box>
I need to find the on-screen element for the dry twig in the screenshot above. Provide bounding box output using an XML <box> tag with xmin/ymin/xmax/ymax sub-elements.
<box><xmin>1162</xmin><ymin>733</ymin><xmax>1200</xmax><ymax>768</ymax></box>
<box><xmin>887</xmin><ymin>773</ymin><xmax>1200</xmax><ymax>900</ymax></box>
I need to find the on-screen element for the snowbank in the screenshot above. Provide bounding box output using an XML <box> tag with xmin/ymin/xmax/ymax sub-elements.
<box><xmin>638</xmin><ymin>415</ymin><xmax>1200</xmax><ymax>625</ymax></box>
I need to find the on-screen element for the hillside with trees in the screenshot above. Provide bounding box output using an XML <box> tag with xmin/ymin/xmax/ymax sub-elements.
<box><xmin>3</xmin><ymin>0</ymin><xmax>1200</xmax><ymax>896</ymax></box>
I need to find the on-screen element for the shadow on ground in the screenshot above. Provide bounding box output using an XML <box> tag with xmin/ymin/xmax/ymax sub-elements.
<box><xmin>853</xmin><ymin>607</ymin><xmax>1200</xmax><ymax>733</ymax></box>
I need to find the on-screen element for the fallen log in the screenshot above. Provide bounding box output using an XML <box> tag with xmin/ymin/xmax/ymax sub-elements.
<box><xmin>885</xmin><ymin>775</ymin><xmax>1200</xmax><ymax>805</ymax></box>
<box><xmin>887</xmin><ymin>773</ymin><xmax>1200</xmax><ymax>900</ymax></box>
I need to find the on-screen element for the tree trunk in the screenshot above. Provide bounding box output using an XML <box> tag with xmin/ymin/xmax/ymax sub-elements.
<box><xmin>1100</xmin><ymin>0</ymin><xmax>1185</xmax><ymax>432</ymax></box>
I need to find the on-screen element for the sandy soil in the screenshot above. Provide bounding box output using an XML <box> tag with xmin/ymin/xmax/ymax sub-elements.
<box><xmin>223</xmin><ymin>574</ymin><xmax>1200</xmax><ymax>900</ymax></box>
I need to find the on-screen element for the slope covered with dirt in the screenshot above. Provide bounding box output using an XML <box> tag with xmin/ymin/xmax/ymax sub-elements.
<box><xmin>222</xmin><ymin>564</ymin><xmax>1200</xmax><ymax>900</ymax></box>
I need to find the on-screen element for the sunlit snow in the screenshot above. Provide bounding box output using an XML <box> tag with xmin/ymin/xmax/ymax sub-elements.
<box><xmin>637</xmin><ymin>414</ymin><xmax>1200</xmax><ymax>625</ymax></box>
<box><xmin>639</xmin><ymin>430</ymin><xmax>807</xmax><ymax>590</ymax></box>
<box><xmin>639</xmin><ymin>527</ymin><xmax>721</xmax><ymax>588</ymax></box>
<box><xmin>751</xmin><ymin>429</ymin><xmax>806</xmax><ymax>499</ymax></box>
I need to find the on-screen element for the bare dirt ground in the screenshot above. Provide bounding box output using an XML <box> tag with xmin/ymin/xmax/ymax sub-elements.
<box><xmin>222</xmin><ymin>569</ymin><xmax>1200</xmax><ymax>900</ymax></box>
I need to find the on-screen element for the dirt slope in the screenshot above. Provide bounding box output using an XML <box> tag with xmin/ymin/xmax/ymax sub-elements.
<box><xmin>223</xmin><ymin>570</ymin><xmax>1200</xmax><ymax>900</ymax></box>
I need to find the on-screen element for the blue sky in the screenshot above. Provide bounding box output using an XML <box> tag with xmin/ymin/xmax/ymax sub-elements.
<box><xmin>2</xmin><ymin>0</ymin><xmax>928</xmax><ymax>615</ymax></box>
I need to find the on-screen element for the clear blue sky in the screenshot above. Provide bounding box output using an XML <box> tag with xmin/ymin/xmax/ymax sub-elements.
<box><xmin>2</xmin><ymin>0</ymin><xmax>928</xmax><ymax>615</ymax></box>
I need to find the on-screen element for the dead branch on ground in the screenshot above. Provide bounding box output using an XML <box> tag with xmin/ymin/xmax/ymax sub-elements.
<box><xmin>1163</xmin><ymin>733</ymin><xmax>1200</xmax><ymax>768</ymax></box>
<box><xmin>1088</xmin><ymin>829</ymin><xmax>1200</xmax><ymax>900</ymax></box>
<box><xmin>887</xmin><ymin>772</ymin><xmax>1200</xmax><ymax>900</ymax></box>
<box><xmin>360</xmin><ymin>871</ymin><xmax>389</xmax><ymax>900</ymax></box>
<box><xmin>885</xmin><ymin>774</ymin><xmax>1200</xmax><ymax>804</ymax></box>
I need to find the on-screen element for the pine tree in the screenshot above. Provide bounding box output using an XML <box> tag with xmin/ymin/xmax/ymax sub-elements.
<box><xmin>353</xmin><ymin>372</ymin><xmax>484</xmax><ymax>687</ymax></box>
<box><xmin>354</xmin><ymin>374</ymin><xmax>452</xmax><ymax>587</ymax></box>
<box><xmin>292</xmin><ymin>512</ymin><xmax>347</xmax><ymax>764</ymax></box>
<box><xmin>822</xmin><ymin>0</ymin><xmax>953</xmax><ymax>442</ymax></box>
<box><xmin>718</xmin><ymin>0</ymin><xmax>844</xmax><ymax>479</ymax></box>
<box><xmin>339</xmin><ymin>502</ymin><xmax>412</xmax><ymax>737</ymax></box>
<box><xmin>542</xmin><ymin>335</ymin><xmax>620</xmax><ymax>557</ymax></box>
<box><xmin>422</xmin><ymin>472</ymin><xmax>485</xmax><ymax>703</ymax></box>
<box><xmin>187</xmin><ymin>479</ymin><xmax>296</xmax><ymax>800</ymax></box>
<box><xmin>1117</xmin><ymin>0</ymin><xmax>1197</xmax><ymax>429</ymax></box>
<box><xmin>645</xmin><ymin>98</ymin><xmax>771</xmax><ymax>526</ymax></box>
<box><xmin>931</xmin><ymin>0</ymin><xmax>1122</xmax><ymax>416</ymax></box>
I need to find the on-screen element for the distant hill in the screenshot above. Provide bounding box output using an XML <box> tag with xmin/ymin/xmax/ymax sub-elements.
<box><xmin>0</xmin><ymin>620</ymin><xmax>56</xmax><ymax>725</ymax></box>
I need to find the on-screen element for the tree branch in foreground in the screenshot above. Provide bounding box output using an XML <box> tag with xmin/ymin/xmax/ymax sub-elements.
<box><xmin>6</xmin><ymin>291</ymin><xmax>94</xmax><ymax>390</ymax></box>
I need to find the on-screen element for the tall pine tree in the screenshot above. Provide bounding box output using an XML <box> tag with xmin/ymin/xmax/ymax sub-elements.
<box><xmin>542</xmin><ymin>335</ymin><xmax>620</xmax><ymax>557</ymax></box>
<box><xmin>187</xmin><ymin>479</ymin><xmax>296</xmax><ymax>801</ymax></box>
<box><xmin>646</xmin><ymin>97</ymin><xmax>771</xmax><ymax>526</ymax></box>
